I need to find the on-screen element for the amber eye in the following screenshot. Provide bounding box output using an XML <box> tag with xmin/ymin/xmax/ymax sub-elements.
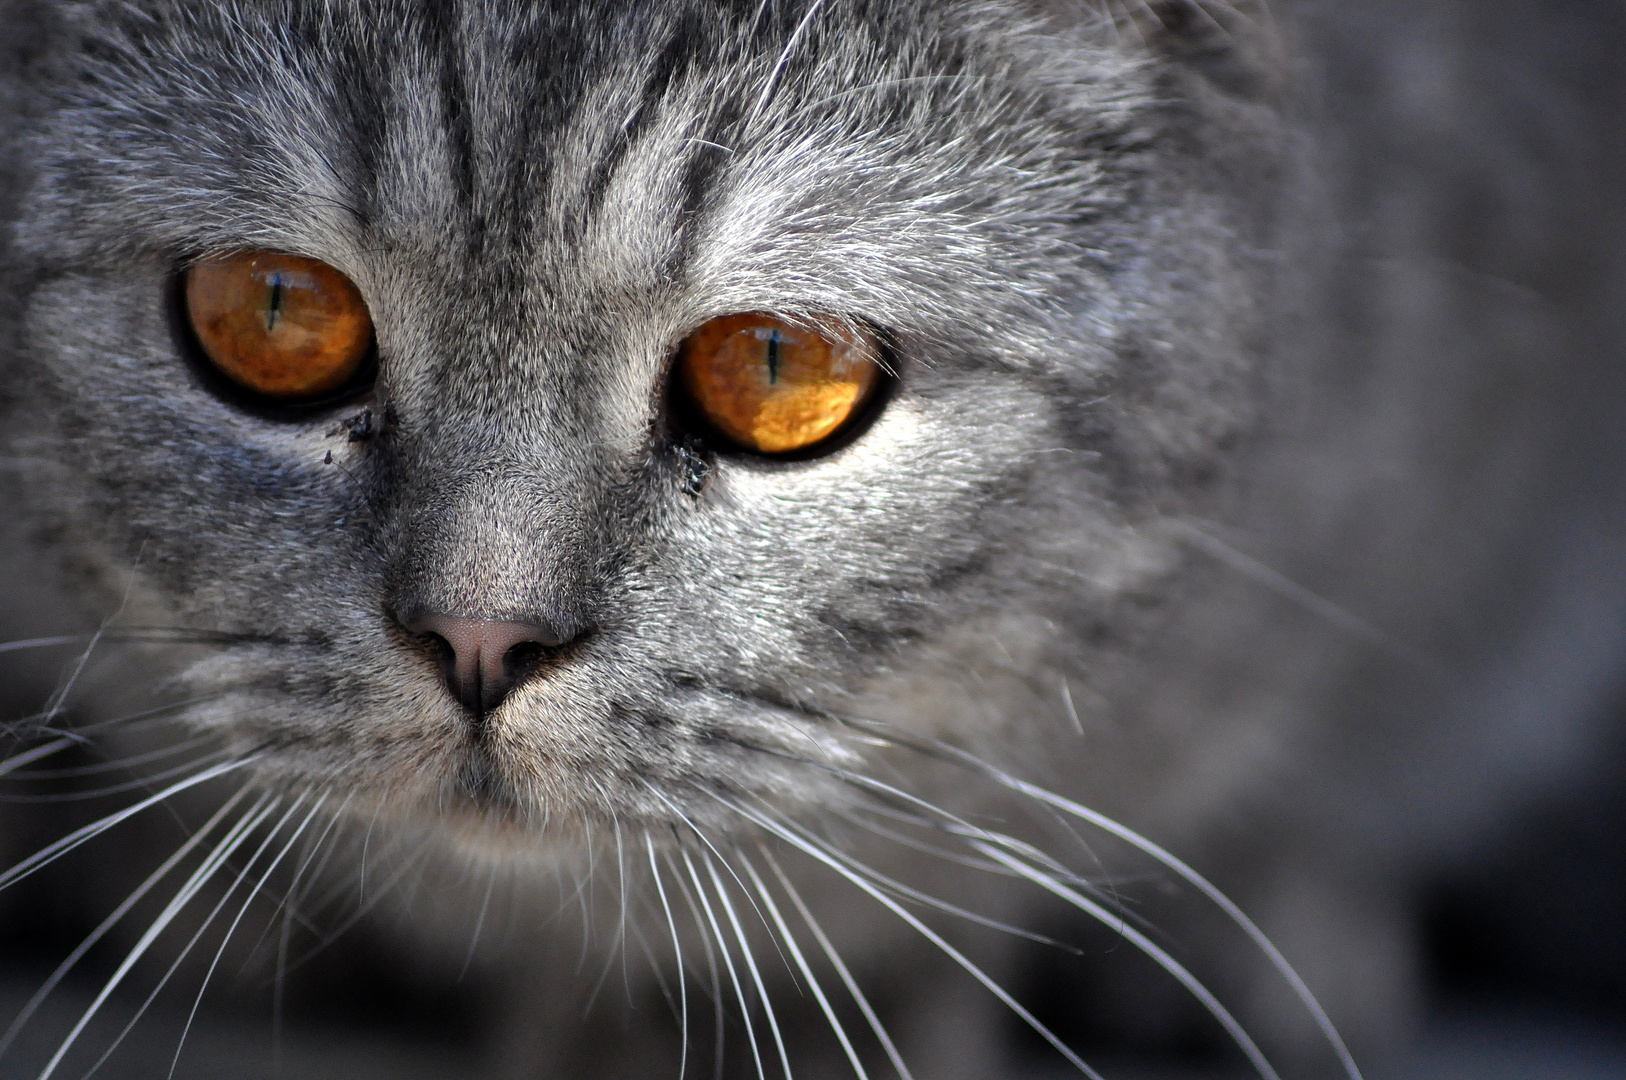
<box><xmin>184</xmin><ymin>251</ymin><xmax>374</xmax><ymax>401</ymax></box>
<box><xmin>674</xmin><ymin>313</ymin><xmax>883</xmax><ymax>454</ymax></box>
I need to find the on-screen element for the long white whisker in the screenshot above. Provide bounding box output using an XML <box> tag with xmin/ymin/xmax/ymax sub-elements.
<box><xmin>77</xmin><ymin>795</ymin><xmax>296</xmax><ymax>1080</ymax></box>
<box><xmin>38</xmin><ymin>552</ymin><xmax>158</xmax><ymax>735</ymax></box>
<box><xmin>986</xmin><ymin>770</ymin><xmax>1362</xmax><ymax>1080</ymax></box>
<box><xmin>837</xmin><ymin>806</ymin><xmax>1019</xmax><ymax>876</ymax></box>
<box><xmin>40</xmin><ymin>607</ymin><xmax>121</xmax><ymax>731</ymax></box>
<box><xmin>244</xmin><ymin>789</ymin><xmax>356</xmax><ymax>961</ymax></box>
<box><xmin>626</xmin><ymin>914</ymin><xmax>681</xmax><ymax>1018</ymax></box>
<box><xmin>4</xmin><ymin>748</ymin><xmax>238</xmax><ymax>804</ymax></box>
<box><xmin>614</xmin><ymin>819</ymin><xmax>631</xmax><ymax>1006</ymax></box>
<box><xmin>0</xmin><ymin>758</ymin><xmax>254</xmax><ymax>895</ymax></box>
<box><xmin>280</xmin><ymin>844</ymin><xmax>430</xmax><ymax>976</ymax></box>
<box><xmin>0</xmin><ymin>635</ymin><xmax>84</xmax><ymax>655</ymax></box>
<box><xmin>457</xmin><ymin>867</ymin><xmax>499</xmax><ymax>982</ymax></box>
<box><xmin>5</xmin><ymin>693</ymin><xmax>228</xmax><ymax>761</ymax></box>
<box><xmin>4</xmin><ymin>734</ymin><xmax>218</xmax><ymax>781</ymax></box>
<box><xmin>761</xmin><ymin>848</ymin><xmax>912</xmax><ymax>1080</ymax></box>
<box><xmin>0</xmin><ymin>738</ymin><xmax>78</xmax><ymax>778</ymax></box>
<box><xmin>800</xmin><ymin>823</ymin><xmax>1076</xmax><ymax>952</ymax></box>
<box><xmin>972</xmin><ymin>840</ymin><xmax>1279</xmax><ymax>1080</ymax></box>
<box><xmin>0</xmin><ymin>788</ymin><xmax>251</xmax><ymax>1061</ymax></box>
<box><xmin>722</xmin><ymin>796</ymin><xmax>1104</xmax><ymax>1080</ymax></box>
<box><xmin>644</xmin><ymin>786</ymin><xmax>789</xmax><ymax>971</ymax></box>
<box><xmin>1171</xmin><ymin>519</ymin><xmax>1427</xmax><ymax>669</ymax></box>
<box><xmin>664</xmin><ymin>846</ymin><xmax>725</xmax><ymax>1080</ymax></box>
<box><xmin>278</xmin><ymin>795</ymin><xmax>362</xmax><ymax>933</ymax></box>
<box><xmin>739</xmin><ymin>851</ymin><xmax>865</xmax><ymax>1080</ymax></box>
<box><xmin>681</xmin><ymin>845</ymin><xmax>765</xmax><ymax>1080</ymax></box>
<box><xmin>747</xmin><ymin>775</ymin><xmax>1086</xmax><ymax>951</ymax></box>
<box><xmin>166</xmin><ymin>792</ymin><xmax>327</xmax><ymax>1079</ymax></box>
<box><xmin>582</xmin><ymin>817</ymin><xmax>631</xmax><ymax>1015</ymax></box>
<box><xmin>839</xmin><ymin>785</ymin><xmax>1155</xmax><ymax>942</ymax></box>
<box><xmin>836</xmin><ymin>718</ymin><xmax>1364</xmax><ymax>1080</ymax></box>
<box><xmin>703</xmin><ymin>849</ymin><xmax>792</xmax><ymax>1080</ymax></box>
<box><xmin>646</xmin><ymin>832</ymin><xmax>689</xmax><ymax>1080</ymax></box>
<box><xmin>38</xmin><ymin>792</ymin><xmax>279</xmax><ymax>1080</ymax></box>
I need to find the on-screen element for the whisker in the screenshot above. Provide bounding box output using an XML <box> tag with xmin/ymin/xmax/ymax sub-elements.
<box><xmin>1</xmin><ymin>735</ymin><xmax>220</xmax><ymax>785</ymax></box>
<box><xmin>279</xmin><ymin>844</ymin><xmax>430</xmax><ymax>977</ymax></box>
<box><xmin>615</xmin><ymin>819</ymin><xmax>631</xmax><ymax>1006</ymax></box>
<box><xmin>738</xmin><ymin>851</ymin><xmax>866</xmax><ymax>1080</ymax></box>
<box><xmin>761</xmin><ymin>848</ymin><xmax>912</xmax><ymax>1080</ymax></box>
<box><xmin>721</xmin><ymin>796</ymin><xmax>1105</xmax><ymax>1080</ymax></box>
<box><xmin>75</xmin><ymin>792</ymin><xmax>291</xmax><ymax>1080</ymax></box>
<box><xmin>0</xmin><ymin>757</ymin><xmax>255</xmax><ymax>895</ymax></box>
<box><xmin>581</xmin><ymin>820</ymin><xmax>634</xmax><ymax>1015</ymax></box>
<box><xmin>167</xmin><ymin>792</ymin><xmax>327</xmax><ymax>1080</ymax></box>
<box><xmin>39</xmin><ymin>563</ymin><xmax>150</xmax><ymax>734</ymax></box>
<box><xmin>268</xmin><ymin>788</ymin><xmax>354</xmax><ymax>1075</ymax></box>
<box><xmin>806</xmin><ymin>810</ymin><xmax>1086</xmax><ymax>956</ymax></box>
<box><xmin>7</xmin><ymin>692</ymin><xmax>230</xmax><ymax>752</ymax></box>
<box><xmin>702</xmin><ymin>849</ymin><xmax>793</xmax><ymax>1080</ymax></box>
<box><xmin>646</xmin><ymin>832</ymin><xmax>689</xmax><ymax>1080</ymax></box>
<box><xmin>971</xmin><ymin>838</ymin><xmax>1280</xmax><ymax>1080</ymax></box>
<box><xmin>0</xmin><ymin>635</ymin><xmax>84</xmax><ymax>656</ymax></box>
<box><xmin>626</xmin><ymin>915</ymin><xmax>683</xmax><ymax>1030</ymax></box>
<box><xmin>664</xmin><ymin>844</ymin><xmax>725</xmax><ymax>1080</ymax></box>
<box><xmin>897</xmin><ymin>735</ymin><xmax>1365</xmax><ymax>1080</ymax></box>
<box><xmin>0</xmin><ymin>737</ymin><xmax>80</xmax><ymax>778</ymax></box>
<box><xmin>0</xmin><ymin>788</ymin><xmax>252</xmax><ymax>1062</ymax></box>
<box><xmin>1170</xmin><ymin>519</ymin><xmax>1433</xmax><ymax>672</ymax></box>
<box><xmin>728</xmin><ymin>734</ymin><xmax>1123</xmax><ymax>908</ymax></box>
<box><xmin>0</xmin><ymin>628</ymin><xmax>270</xmax><ymax>656</ymax></box>
<box><xmin>456</xmin><ymin>867</ymin><xmax>499</xmax><ymax>983</ymax></box>
<box><xmin>242</xmin><ymin>789</ymin><xmax>355</xmax><ymax>961</ymax></box>
<box><xmin>644</xmin><ymin>785</ymin><xmax>789</xmax><ymax>974</ymax></box>
<box><xmin>805</xmin><ymin>816</ymin><xmax>1080</xmax><ymax>953</ymax></box>
<box><xmin>277</xmin><ymin>798</ymin><xmax>363</xmax><ymax>932</ymax></box>
<box><xmin>578</xmin><ymin>817</ymin><xmax>598</xmax><ymax>974</ymax></box>
<box><xmin>0</xmin><ymin>748</ymin><xmax>238</xmax><ymax>804</ymax></box>
<box><xmin>681</xmin><ymin>844</ymin><xmax>765</xmax><ymax>1080</ymax></box>
<box><xmin>37</xmin><ymin>792</ymin><xmax>280</xmax><ymax>1080</ymax></box>
<box><xmin>837</xmin><ymin>804</ymin><xmax>1050</xmax><ymax>879</ymax></box>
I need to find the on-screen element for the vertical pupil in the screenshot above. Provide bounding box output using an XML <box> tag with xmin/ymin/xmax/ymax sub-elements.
<box><xmin>765</xmin><ymin>328</ymin><xmax>781</xmax><ymax>384</ymax></box>
<box><xmin>266</xmin><ymin>272</ymin><xmax>284</xmax><ymax>333</ymax></box>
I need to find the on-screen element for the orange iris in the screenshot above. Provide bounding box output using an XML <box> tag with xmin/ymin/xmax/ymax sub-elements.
<box><xmin>185</xmin><ymin>251</ymin><xmax>373</xmax><ymax>400</ymax></box>
<box><xmin>675</xmin><ymin>313</ymin><xmax>882</xmax><ymax>454</ymax></box>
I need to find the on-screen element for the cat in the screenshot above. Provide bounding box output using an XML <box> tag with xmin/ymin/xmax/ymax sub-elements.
<box><xmin>0</xmin><ymin>0</ymin><xmax>1622</xmax><ymax>1077</ymax></box>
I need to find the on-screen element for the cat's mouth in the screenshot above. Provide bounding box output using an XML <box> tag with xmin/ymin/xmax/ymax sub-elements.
<box><xmin>451</xmin><ymin>743</ymin><xmax>519</xmax><ymax>811</ymax></box>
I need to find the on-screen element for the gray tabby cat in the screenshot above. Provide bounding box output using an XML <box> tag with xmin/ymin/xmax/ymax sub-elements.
<box><xmin>0</xmin><ymin>0</ymin><xmax>1621</xmax><ymax>1076</ymax></box>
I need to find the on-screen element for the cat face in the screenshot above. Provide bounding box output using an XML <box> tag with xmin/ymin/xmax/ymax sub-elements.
<box><xmin>10</xmin><ymin>0</ymin><xmax>1267</xmax><ymax>845</ymax></box>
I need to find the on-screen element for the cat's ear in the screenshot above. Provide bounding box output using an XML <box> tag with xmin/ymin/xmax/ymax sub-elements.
<box><xmin>1021</xmin><ymin>0</ymin><xmax>1287</xmax><ymax>101</ymax></box>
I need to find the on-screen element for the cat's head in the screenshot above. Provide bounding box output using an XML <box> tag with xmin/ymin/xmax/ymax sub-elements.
<box><xmin>4</xmin><ymin>0</ymin><xmax>1283</xmax><ymax>850</ymax></box>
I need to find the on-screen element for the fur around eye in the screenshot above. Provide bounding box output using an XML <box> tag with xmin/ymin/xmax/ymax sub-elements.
<box><xmin>674</xmin><ymin>313</ymin><xmax>883</xmax><ymax>454</ymax></box>
<box><xmin>184</xmin><ymin>251</ymin><xmax>374</xmax><ymax>401</ymax></box>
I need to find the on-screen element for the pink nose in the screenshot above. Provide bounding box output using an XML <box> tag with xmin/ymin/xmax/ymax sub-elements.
<box><xmin>404</xmin><ymin>614</ymin><xmax>563</xmax><ymax>714</ymax></box>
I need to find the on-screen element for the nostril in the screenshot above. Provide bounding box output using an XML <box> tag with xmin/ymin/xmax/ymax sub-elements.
<box><xmin>416</xmin><ymin>629</ymin><xmax>454</xmax><ymax>662</ymax></box>
<box><xmin>399</xmin><ymin>611</ymin><xmax>584</xmax><ymax>716</ymax></box>
<box><xmin>503</xmin><ymin>640</ymin><xmax>547</xmax><ymax>682</ymax></box>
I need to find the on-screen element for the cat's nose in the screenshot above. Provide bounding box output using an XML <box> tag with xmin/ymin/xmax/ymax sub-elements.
<box><xmin>403</xmin><ymin>613</ymin><xmax>568</xmax><ymax>715</ymax></box>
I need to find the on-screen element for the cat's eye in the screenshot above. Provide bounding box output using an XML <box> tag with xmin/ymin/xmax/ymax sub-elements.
<box><xmin>674</xmin><ymin>313</ymin><xmax>884</xmax><ymax>455</ymax></box>
<box><xmin>184</xmin><ymin>251</ymin><xmax>374</xmax><ymax>401</ymax></box>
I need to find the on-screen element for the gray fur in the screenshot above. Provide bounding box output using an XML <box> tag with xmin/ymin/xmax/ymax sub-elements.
<box><xmin>0</xmin><ymin>0</ymin><xmax>1621</xmax><ymax>1076</ymax></box>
